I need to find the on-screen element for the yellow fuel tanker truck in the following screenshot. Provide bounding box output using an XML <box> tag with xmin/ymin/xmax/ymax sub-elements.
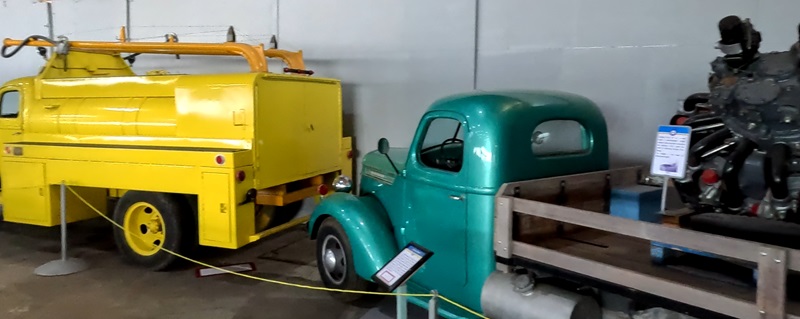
<box><xmin>0</xmin><ymin>31</ymin><xmax>353</xmax><ymax>270</ymax></box>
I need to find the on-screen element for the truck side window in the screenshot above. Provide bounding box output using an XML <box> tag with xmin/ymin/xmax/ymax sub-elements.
<box><xmin>0</xmin><ymin>91</ymin><xmax>20</xmax><ymax>118</ymax></box>
<box><xmin>531</xmin><ymin>120</ymin><xmax>589</xmax><ymax>156</ymax></box>
<box><xmin>419</xmin><ymin>117</ymin><xmax>464</xmax><ymax>172</ymax></box>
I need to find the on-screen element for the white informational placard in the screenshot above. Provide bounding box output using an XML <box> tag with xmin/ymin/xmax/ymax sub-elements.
<box><xmin>650</xmin><ymin>125</ymin><xmax>692</xmax><ymax>179</ymax></box>
<box><xmin>372</xmin><ymin>243</ymin><xmax>432</xmax><ymax>291</ymax></box>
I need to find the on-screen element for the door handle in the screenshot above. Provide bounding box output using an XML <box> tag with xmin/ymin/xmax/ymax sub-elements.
<box><xmin>11</xmin><ymin>132</ymin><xmax>21</xmax><ymax>135</ymax></box>
<box><xmin>448</xmin><ymin>195</ymin><xmax>463</xmax><ymax>201</ymax></box>
<box><xmin>44</xmin><ymin>104</ymin><xmax>60</xmax><ymax>110</ymax></box>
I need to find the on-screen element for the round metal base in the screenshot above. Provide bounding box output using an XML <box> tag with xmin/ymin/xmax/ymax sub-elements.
<box><xmin>34</xmin><ymin>258</ymin><xmax>89</xmax><ymax>277</ymax></box>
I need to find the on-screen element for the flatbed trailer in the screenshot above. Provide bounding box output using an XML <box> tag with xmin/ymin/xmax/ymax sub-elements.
<box><xmin>494</xmin><ymin>166</ymin><xmax>799</xmax><ymax>319</ymax></box>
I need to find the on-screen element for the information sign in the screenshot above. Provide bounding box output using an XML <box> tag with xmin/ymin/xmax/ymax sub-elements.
<box><xmin>650</xmin><ymin>125</ymin><xmax>692</xmax><ymax>179</ymax></box>
<box><xmin>372</xmin><ymin>242</ymin><xmax>433</xmax><ymax>292</ymax></box>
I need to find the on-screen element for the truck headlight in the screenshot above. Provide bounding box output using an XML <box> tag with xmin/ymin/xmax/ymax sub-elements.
<box><xmin>332</xmin><ymin>175</ymin><xmax>353</xmax><ymax>193</ymax></box>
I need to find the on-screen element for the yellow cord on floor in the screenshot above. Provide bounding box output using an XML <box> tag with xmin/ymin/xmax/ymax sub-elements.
<box><xmin>66</xmin><ymin>186</ymin><xmax>489</xmax><ymax>319</ymax></box>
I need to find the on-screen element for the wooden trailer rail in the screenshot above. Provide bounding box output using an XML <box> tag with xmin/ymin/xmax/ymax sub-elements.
<box><xmin>494</xmin><ymin>167</ymin><xmax>799</xmax><ymax>319</ymax></box>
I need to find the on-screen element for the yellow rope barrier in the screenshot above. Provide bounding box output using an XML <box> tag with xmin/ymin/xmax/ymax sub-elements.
<box><xmin>66</xmin><ymin>186</ymin><xmax>489</xmax><ymax>319</ymax></box>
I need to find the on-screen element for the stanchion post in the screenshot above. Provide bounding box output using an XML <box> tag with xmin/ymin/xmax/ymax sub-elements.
<box><xmin>428</xmin><ymin>290</ymin><xmax>438</xmax><ymax>319</ymax></box>
<box><xmin>60</xmin><ymin>181</ymin><xmax>67</xmax><ymax>261</ymax></box>
<box><xmin>33</xmin><ymin>181</ymin><xmax>89</xmax><ymax>276</ymax></box>
<box><xmin>396</xmin><ymin>284</ymin><xmax>408</xmax><ymax>319</ymax></box>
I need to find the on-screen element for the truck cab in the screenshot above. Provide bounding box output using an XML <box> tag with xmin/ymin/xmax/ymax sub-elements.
<box><xmin>309</xmin><ymin>90</ymin><xmax>610</xmax><ymax>318</ymax></box>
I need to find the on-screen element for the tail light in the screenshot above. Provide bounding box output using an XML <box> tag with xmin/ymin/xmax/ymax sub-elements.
<box><xmin>317</xmin><ymin>184</ymin><xmax>329</xmax><ymax>196</ymax></box>
<box><xmin>236</xmin><ymin>170</ymin><xmax>246</xmax><ymax>182</ymax></box>
<box><xmin>347</xmin><ymin>150</ymin><xmax>353</xmax><ymax>159</ymax></box>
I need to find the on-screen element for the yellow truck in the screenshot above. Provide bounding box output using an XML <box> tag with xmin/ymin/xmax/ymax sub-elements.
<box><xmin>0</xmin><ymin>32</ymin><xmax>353</xmax><ymax>270</ymax></box>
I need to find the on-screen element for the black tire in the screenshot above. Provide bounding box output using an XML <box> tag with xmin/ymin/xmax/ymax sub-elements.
<box><xmin>316</xmin><ymin>217</ymin><xmax>374</xmax><ymax>303</ymax></box>
<box><xmin>112</xmin><ymin>191</ymin><xmax>195</xmax><ymax>271</ymax></box>
<box><xmin>262</xmin><ymin>200</ymin><xmax>304</xmax><ymax>230</ymax></box>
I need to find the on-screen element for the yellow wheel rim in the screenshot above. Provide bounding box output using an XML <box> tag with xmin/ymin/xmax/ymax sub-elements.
<box><xmin>123</xmin><ymin>202</ymin><xmax>166</xmax><ymax>256</ymax></box>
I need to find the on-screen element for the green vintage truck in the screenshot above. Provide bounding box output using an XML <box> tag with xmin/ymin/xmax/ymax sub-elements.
<box><xmin>307</xmin><ymin>90</ymin><xmax>609</xmax><ymax>318</ymax></box>
<box><xmin>305</xmin><ymin>89</ymin><xmax>792</xmax><ymax>319</ymax></box>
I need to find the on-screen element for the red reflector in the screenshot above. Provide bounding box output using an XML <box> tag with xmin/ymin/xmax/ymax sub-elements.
<box><xmin>700</xmin><ymin>169</ymin><xmax>719</xmax><ymax>185</ymax></box>
<box><xmin>749</xmin><ymin>202</ymin><xmax>760</xmax><ymax>216</ymax></box>
<box><xmin>215</xmin><ymin>155</ymin><xmax>225</xmax><ymax>165</ymax></box>
<box><xmin>236</xmin><ymin>170</ymin><xmax>246</xmax><ymax>182</ymax></box>
<box><xmin>347</xmin><ymin>150</ymin><xmax>353</xmax><ymax>159</ymax></box>
<box><xmin>675</xmin><ymin>116</ymin><xmax>688</xmax><ymax>125</ymax></box>
<box><xmin>317</xmin><ymin>184</ymin><xmax>329</xmax><ymax>195</ymax></box>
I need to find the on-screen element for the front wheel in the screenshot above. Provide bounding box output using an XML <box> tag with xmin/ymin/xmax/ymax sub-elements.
<box><xmin>316</xmin><ymin>217</ymin><xmax>374</xmax><ymax>303</ymax></box>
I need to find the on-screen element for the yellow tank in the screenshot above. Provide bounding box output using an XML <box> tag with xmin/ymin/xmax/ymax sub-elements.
<box><xmin>1</xmin><ymin>39</ymin><xmax>343</xmax><ymax>190</ymax></box>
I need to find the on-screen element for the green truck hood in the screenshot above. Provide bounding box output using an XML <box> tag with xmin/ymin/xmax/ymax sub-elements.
<box><xmin>362</xmin><ymin>148</ymin><xmax>408</xmax><ymax>181</ymax></box>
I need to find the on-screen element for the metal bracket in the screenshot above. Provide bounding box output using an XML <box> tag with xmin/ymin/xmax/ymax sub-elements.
<box><xmin>602</xmin><ymin>174</ymin><xmax>611</xmax><ymax>213</ymax></box>
<box><xmin>757</xmin><ymin>246</ymin><xmax>787</xmax><ymax>319</ymax></box>
<box><xmin>494</xmin><ymin>196</ymin><xmax>513</xmax><ymax>272</ymax></box>
<box><xmin>54</xmin><ymin>36</ymin><xmax>69</xmax><ymax>55</ymax></box>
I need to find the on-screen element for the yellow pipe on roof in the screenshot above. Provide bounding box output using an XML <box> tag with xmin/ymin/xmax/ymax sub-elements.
<box><xmin>2</xmin><ymin>38</ymin><xmax>269</xmax><ymax>73</ymax></box>
<box><xmin>264</xmin><ymin>48</ymin><xmax>306</xmax><ymax>71</ymax></box>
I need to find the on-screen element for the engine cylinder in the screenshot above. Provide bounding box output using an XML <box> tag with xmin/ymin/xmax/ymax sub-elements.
<box><xmin>480</xmin><ymin>271</ymin><xmax>601</xmax><ymax>319</ymax></box>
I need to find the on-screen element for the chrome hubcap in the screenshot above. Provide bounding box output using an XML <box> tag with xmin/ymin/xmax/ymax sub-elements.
<box><xmin>321</xmin><ymin>235</ymin><xmax>346</xmax><ymax>285</ymax></box>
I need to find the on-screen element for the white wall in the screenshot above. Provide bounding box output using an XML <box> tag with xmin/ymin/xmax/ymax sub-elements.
<box><xmin>1</xmin><ymin>0</ymin><xmax>799</xmax><ymax>169</ymax></box>
<box><xmin>478</xmin><ymin>0</ymin><xmax>800</xmax><ymax>166</ymax></box>
<box><xmin>0</xmin><ymin>1</ymin><xmax>49</xmax><ymax>83</ymax></box>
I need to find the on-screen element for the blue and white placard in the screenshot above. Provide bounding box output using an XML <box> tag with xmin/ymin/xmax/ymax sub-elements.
<box><xmin>650</xmin><ymin>125</ymin><xmax>692</xmax><ymax>179</ymax></box>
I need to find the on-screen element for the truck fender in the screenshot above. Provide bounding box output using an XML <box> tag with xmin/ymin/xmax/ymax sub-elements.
<box><xmin>309</xmin><ymin>192</ymin><xmax>397</xmax><ymax>281</ymax></box>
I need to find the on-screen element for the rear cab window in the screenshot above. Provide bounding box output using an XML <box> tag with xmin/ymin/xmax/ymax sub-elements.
<box><xmin>531</xmin><ymin>120</ymin><xmax>589</xmax><ymax>156</ymax></box>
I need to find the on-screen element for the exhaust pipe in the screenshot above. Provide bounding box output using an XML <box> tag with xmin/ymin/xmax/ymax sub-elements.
<box><xmin>720</xmin><ymin>139</ymin><xmax>756</xmax><ymax>210</ymax></box>
<box><xmin>687</xmin><ymin>128</ymin><xmax>732</xmax><ymax>168</ymax></box>
<box><xmin>681</xmin><ymin>92</ymin><xmax>710</xmax><ymax>113</ymax></box>
<box><xmin>480</xmin><ymin>271</ymin><xmax>601</xmax><ymax>319</ymax></box>
<box><xmin>765</xmin><ymin>143</ymin><xmax>791</xmax><ymax>200</ymax></box>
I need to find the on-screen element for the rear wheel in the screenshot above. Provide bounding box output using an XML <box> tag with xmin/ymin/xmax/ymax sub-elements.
<box><xmin>255</xmin><ymin>200</ymin><xmax>304</xmax><ymax>232</ymax></box>
<box><xmin>316</xmin><ymin>217</ymin><xmax>374</xmax><ymax>303</ymax></box>
<box><xmin>112</xmin><ymin>191</ymin><xmax>194</xmax><ymax>271</ymax></box>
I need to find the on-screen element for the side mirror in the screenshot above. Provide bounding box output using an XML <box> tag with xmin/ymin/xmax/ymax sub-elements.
<box><xmin>378</xmin><ymin>138</ymin><xmax>390</xmax><ymax>155</ymax></box>
<box><xmin>377</xmin><ymin>138</ymin><xmax>399</xmax><ymax>174</ymax></box>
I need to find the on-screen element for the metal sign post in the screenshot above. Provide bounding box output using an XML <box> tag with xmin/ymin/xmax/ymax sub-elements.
<box><xmin>396</xmin><ymin>284</ymin><xmax>408</xmax><ymax>319</ymax></box>
<box><xmin>649</xmin><ymin>125</ymin><xmax>692</xmax><ymax>212</ymax></box>
<box><xmin>371</xmin><ymin>242</ymin><xmax>434</xmax><ymax>319</ymax></box>
<box><xmin>34</xmin><ymin>181</ymin><xmax>89</xmax><ymax>276</ymax></box>
<box><xmin>428</xmin><ymin>290</ymin><xmax>439</xmax><ymax>319</ymax></box>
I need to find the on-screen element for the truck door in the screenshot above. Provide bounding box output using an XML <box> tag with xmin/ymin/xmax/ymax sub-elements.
<box><xmin>0</xmin><ymin>87</ymin><xmax>22</xmax><ymax>180</ymax></box>
<box><xmin>405</xmin><ymin>113</ymin><xmax>469</xmax><ymax>291</ymax></box>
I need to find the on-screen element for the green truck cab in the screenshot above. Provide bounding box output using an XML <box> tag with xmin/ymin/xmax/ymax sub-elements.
<box><xmin>308</xmin><ymin>90</ymin><xmax>610</xmax><ymax>318</ymax></box>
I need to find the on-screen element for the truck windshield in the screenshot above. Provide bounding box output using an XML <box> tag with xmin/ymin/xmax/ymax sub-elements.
<box><xmin>419</xmin><ymin>117</ymin><xmax>464</xmax><ymax>172</ymax></box>
<box><xmin>0</xmin><ymin>91</ymin><xmax>19</xmax><ymax>118</ymax></box>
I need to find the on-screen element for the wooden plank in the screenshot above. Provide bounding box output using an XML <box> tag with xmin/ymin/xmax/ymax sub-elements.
<box><xmin>537</xmin><ymin>229</ymin><xmax>760</xmax><ymax>301</ymax></box>
<box><xmin>510</xmin><ymin>196</ymin><xmax>800</xmax><ymax>272</ymax></box>
<box><xmin>511</xmin><ymin>241</ymin><xmax>788</xmax><ymax>319</ymax></box>
<box><xmin>661</xmin><ymin>207</ymin><xmax>693</xmax><ymax>227</ymax></box>
<box><xmin>500</xmin><ymin>167</ymin><xmax>642</xmax><ymax>239</ymax></box>
<box><xmin>758</xmin><ymin>246</ymin><xmax>788</xmax><ymax>319</ymax></box>
<box><xmin>500</xmin><ymin>166</ymin><xmax>643</xmax><ymax>203</ymax></box>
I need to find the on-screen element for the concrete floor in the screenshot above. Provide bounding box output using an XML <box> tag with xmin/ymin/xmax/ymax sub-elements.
<box><xmin>0</xmin><ymin>218</ymin><xmax>428</xmax><ymax>319</ymax></box>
